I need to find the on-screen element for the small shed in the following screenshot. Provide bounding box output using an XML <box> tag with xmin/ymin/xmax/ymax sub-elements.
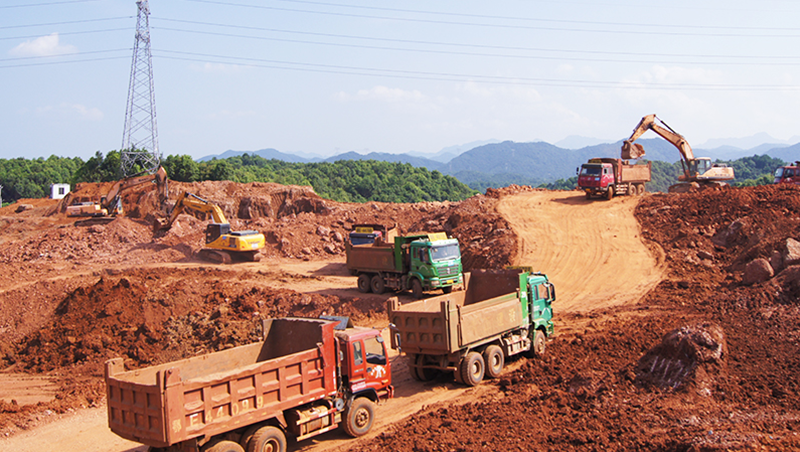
<box><xmin>51</xmin><ymin>183</ymin><xmax>70</xmax><ymax>200</ymax></box>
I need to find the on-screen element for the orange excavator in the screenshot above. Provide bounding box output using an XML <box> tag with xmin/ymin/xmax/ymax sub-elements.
<box><xmin>155</xmin><ymin>191</ymin><xmax>266</xmax><ymax>264</ymax></box>
<box><xmin>621</xmin><ymin>114</ymin><xmax>734</xmax><ymax>192</ymax></box>
<box><xmin>67</xmin><ymin>166</ymin><xmax>168</xmax><ymax>218</ymax></box>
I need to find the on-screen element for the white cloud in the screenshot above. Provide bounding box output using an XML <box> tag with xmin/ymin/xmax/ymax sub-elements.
<box><xmin>354</xmin><ymin>86</ymin><xmax>428</xmax><ymax>103</ymax></box>
<box><xmin>34</xmin><ymin>103</ymin><xmax>103</xmax><ymax>121</ymax></box>
<box><xmin>190</xmin><ymin>62</ymin><xmax>246</xmax><ymax>73</ymax></box>
<box><xmin>207</xmin><ymin>109</ymin><xmax>257</xmax><ymax>119</ymax></box>
<box><xmin>9</xmin><ymin>33</ymin><xmax>77</xmax><ymax>57</ymax></box>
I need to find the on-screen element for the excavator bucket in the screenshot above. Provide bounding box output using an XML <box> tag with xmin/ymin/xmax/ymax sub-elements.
<box><xmin>621</xmin><ymin>141</ymin><xmax>645</xmax><ymax>160</ymax></box>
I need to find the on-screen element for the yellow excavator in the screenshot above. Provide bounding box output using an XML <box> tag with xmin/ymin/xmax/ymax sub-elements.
<box><xmin>156</xmin><ymin>191</ymin><xmax>266</xmax><ymax>264</ymax></box>
<box><xmin>67</xmin><ymin>166</ymin><xmax>168</xmax><ymax>218</ymax></box>
<box><xmin>621</xmin><ymin>114</ymin><xmax>734</xmax><ymax>193</ymax></box>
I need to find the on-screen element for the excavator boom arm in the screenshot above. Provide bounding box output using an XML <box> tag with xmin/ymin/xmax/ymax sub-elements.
<box><xmin>622</xmin><ymin>114</ymin><xmax>695</xmax><ymax>163</ymax></box>
<box><xmin>101</xmin><ymin>166</ymin><xmax>168</xmax><ymax>211</ymax></box>
<box><xmin>158</xmin><ymin>191</ymin><xmax>228</xmax><ymax>231</ymax></box>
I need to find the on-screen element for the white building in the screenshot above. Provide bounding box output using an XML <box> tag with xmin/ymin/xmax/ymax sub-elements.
<box><xmin>50</xmin><ymin>184</ymin><xmax>70</xmax><ymax>200</ymax></box>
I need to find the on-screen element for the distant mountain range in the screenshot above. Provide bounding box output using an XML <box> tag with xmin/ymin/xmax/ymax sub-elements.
<box><xmin>199</xmin><ymin>136</ymin><xmax>798</xmax><ymax>188</ymax></box>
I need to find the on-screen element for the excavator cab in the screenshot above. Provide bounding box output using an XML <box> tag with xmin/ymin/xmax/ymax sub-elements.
<box><xmin>205</xmin><ymin>223</ymin><xmax>231</xmax><ymax>244</ymax></box>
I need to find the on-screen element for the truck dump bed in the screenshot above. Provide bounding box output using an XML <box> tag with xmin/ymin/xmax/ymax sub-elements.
<box><xmin>389</xmin><ymin>269</ymin><xmax>528</xmax><ymax>354</ymax></box>
<box><xmin>105</xmin><ymin>318</ymin><xmax>336</xmax><ymax>448</ymax></box>
<box><xmin>345</xmin><ymin>243</ymin><xmax>397</xmax><ymax>273</ymax></box>
<box><xmin>619</xmin><ymin>161</ymin><xmax>652</xmax><ymax>183</ymax></box>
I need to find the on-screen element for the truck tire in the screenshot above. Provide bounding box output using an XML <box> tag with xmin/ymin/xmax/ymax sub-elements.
<box><xmin>411</xmin><ymin>278</ymin><xmax>424</xmax><ymax>299</ymax></box>
<box><xmin>203</xmin><ymin>440</ymin><xmax>245</xmax><ymax>452</ymax></box>
<box><xmin>459</xmin><ymin>351</ymin><xmax>485</xmax><ymax>386</ymax></box>
<box><xmin>357</xmin><ymin>274</ymin><xmax>371</xmax><ymax>293</ymax></box>
<box><xmin>638</xmin><ymin>183</ymin><xmax>646</xmax><ymax>195</ymax></box>
<box><xmin>585</xmin><ymin>191</ymin><xmax>592</xmax><ymax>200</ymax></box>
<box><xmin>482</xmin><ymin>345</ymin><xmax>504</xmax><ymax>379</ymax></box>
<box><xmin>411</xmin><ymin>354</ymin><xmax>439</xmax><ymax>382</ymax></box>
<box><xmin>442</xmin><ymin>285</ymin><xmax>453</xmax><ymax>294</ymax></box>
<box><xmin>246</xmin><ymin>426</ymin><xmax>286</xmax><ymax>452</ymax></box>
<box><xmin>532</xmin><ymin>328</ymin><xmax>546</xmax><ymax>357</ymax></box>
<box><xmin>343</xmin><ymin>397</ymin><xmax>376</xmax><ymax>437</ymax></box>
<box><xmin>628</xmin><ymin>183</ymin><xmax>636</xmax><ymax>196</ymax></box>
<box><xmin>606</xmin><ymin>185</ymin><xmax>614</xmax><ymax>200</ymax></box>
<box><xmin>370</xmin><ymin>275</ymin><xmax>386</xmax><ymax>294</ymax></box>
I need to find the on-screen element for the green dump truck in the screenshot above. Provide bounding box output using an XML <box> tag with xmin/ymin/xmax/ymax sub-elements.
<box><xmin>388</xmin><ymin>268</ymin><xmax>555</xmax><ymax>386</ymax></box>
<box><xmin>346</xmin><ymin>224</ymin><xmax>463</xmax><ymax>298</ymax></box>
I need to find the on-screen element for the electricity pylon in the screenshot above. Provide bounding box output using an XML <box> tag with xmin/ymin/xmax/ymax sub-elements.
<box><xmin>121</xmin><ymin>0</ymin><xmax>161</xmax><ymax>176</ymax></box>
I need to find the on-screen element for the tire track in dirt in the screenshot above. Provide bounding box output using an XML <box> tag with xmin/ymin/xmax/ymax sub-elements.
<box><xmin>497</xmin><ymin>190</ymin><xmax>666</xmax><ymax>313</ymax></box>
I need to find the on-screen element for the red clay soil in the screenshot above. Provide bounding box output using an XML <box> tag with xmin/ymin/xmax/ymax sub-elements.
<box><xmin>0</xmin><ymin>180</ymin><xmax>514</xmax><ymax>433</ymax></box>
<box><xmin>358</xmin><ymin>184</ymin><xmax>800</xmax><ymax>452</ymax></box>
<box><xmin>3</xmin><ymin>181</ymin><xmax>800</xmax><ymax>451</ymax></box>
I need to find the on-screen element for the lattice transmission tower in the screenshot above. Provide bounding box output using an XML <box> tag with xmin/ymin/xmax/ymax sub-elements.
<box><xmin>121</xmin><ymin>0</ymin><xmax>161</xmax><ymax>176</ymax></box>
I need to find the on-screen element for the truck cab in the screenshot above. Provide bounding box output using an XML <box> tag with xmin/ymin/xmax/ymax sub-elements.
<box><xmin>774</xmin><ymin>162</ymin><xmax>800</xmax><ymax>185</ymax></box>
<box><xmin>578</xmin><ymin>162</ymin><xmax>614</xmax><ymax>191</ymax></box>
<box><xmin>403</xmin><ymin>234</ymin><xmax>464</xmax><ymax>296</ymax></box>
<box><xmin>335</xmin><ymin>327</ymin><xmax>393</xmax><ymax>401</ymax></box>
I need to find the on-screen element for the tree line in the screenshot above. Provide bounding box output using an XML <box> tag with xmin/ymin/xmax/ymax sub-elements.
<box><xmin>0</xmin><ymin>152</ymin><xmax>786</xmax><ymax>206</ymax></box>
<box><xmin>0</xmin><ymin>151</ymin><xmax>476</xmax><ymax>204</ymax></box>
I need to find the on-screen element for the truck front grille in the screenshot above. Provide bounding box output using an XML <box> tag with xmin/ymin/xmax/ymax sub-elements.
<box><xmin>438</xmin><ymin>265</ymin><xmax>460</xmax><ymax>277</ymax></box>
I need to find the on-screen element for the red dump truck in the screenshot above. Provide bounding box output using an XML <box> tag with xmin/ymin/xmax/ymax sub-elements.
<box><xmin>578</xmin><ymin>158</ymin><xmax>651</xmax><ymax>199</ymax></box>
<box><xmin>388</xmin><ymin>268</ymin><xmax>555</xmax><ymax>386</ymax></box>
<box><xmin>105</xmin><ymin>317</ymin><xmax>393</xmax><ymax>452</ymax></box>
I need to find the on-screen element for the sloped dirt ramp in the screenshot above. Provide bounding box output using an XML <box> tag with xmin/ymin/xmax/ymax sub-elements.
<box><xmin>497</xmin><ymin>190</ymin><xmax>666</xmax><ymax>313</ymax></box>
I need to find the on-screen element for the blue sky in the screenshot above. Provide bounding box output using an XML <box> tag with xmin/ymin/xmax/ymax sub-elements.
<box><xmin>3</xmin><ymin>0</ymin><xmax>800</xmax><ymax>161</ymax></box>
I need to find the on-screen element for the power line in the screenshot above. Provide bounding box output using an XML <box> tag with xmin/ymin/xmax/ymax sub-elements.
<box><xmin>0</xmin><ymin>16</ymin><xmax>132</xmax><ymax>30</ymax></box>
<box><xmin>0</xmin><ymin>55</ymin><xmax>129</xmax><ymax>69</ymax></box>
<box><xmin>0</xmin><ymin>0</ymin><xmax>100</xmax><ymax>9</ymax></box>
<box><xmin>180</xmin><ymin>0</ymin><xmax>800</xmax><ymax>38</ymax></box>
<box><xmin>153</xmin><ymin>22</ymin><xmax>800</xmax><ymax>66</ymax></box>
<box><xmin>152</xmin><ymin>49</ymin><xmax>800</xmax><ymax>92</ymax></box>
<box><xmin>0</xmin><ymin>48</ymin><xmax>130</xmax><ymax>62</ymax></box>
<box><xmin>0</xmin><ymin>28</ymin><xmax>130</xmax><ymax>41</ymax></box>
<box><xmin>272</xmin><ymin>0</ymin><xmax>799</xmax><ymax>33</ymax></box>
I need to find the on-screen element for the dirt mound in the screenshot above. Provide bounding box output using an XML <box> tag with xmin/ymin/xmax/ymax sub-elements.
<box><xmin>7</xmin><ymin>267</ymin><xmax>386</xmax><ymax>374</ymax></box>
<box><xmin>636</xmin><ymin>322</ymin><xmax>726</xmax><ymax>395</ymax></box>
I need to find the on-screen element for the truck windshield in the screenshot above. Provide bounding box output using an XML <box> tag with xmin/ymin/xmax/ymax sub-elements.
<box><xmin>580</xmin><ymin>166</ymin><xmax>601</xmax><ymax>176</ymax></box>
<box><xmin>774</xmin><ymin>168</ymin><xmax>785</xmax><ymax>179</ymax></box>
<box><xmin>430</xmin><ymin>244</ymin><xmax>461</xmax><ymax>262</ymax></box>
<box><xmin>350</xmin><ymin>232</ymin><xmax>381</xmax><ymax>245</ymax></box>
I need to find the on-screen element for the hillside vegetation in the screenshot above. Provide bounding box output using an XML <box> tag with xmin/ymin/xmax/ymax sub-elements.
<box><xmin>0</xmin><ymin>152</ymin><xmax>475</xmax><ymax>204</ymax></box>
<box><xmin>0</xmin><ymin>150</ymin><xmax>784</xmax><ymax>204</ymax></box>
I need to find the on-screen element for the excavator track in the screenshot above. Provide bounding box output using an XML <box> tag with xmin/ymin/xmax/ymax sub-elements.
<box><xmin>197</xmin><ymin>249</ymin><xmax>232</xmax><ymax>264</ymax></box>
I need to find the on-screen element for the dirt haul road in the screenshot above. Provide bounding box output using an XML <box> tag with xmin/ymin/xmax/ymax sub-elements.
<box><xmin>497</xmin><ymin>190</ymin><xmax>666</xmax><ymax>313</ymax></box>
<box><xmin>0</xmin><ymin>189</ymin><xmax>667</xmax><ymax>452</ymax></box>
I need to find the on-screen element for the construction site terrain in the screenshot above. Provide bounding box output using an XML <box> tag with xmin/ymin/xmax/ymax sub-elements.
<box><xmin>0</xmin><ymin>179</ymin><xmax>799</xmax><ymax>451</ymax></box>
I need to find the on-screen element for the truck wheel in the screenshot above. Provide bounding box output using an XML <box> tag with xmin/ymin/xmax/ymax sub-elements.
<box><xmin>357</xmin><ymin>274</ymin><xmax>372</xmax><ymax>293</ymax></box>
<box><xmin>411</xmin><ymin>279</ymin><xmax>424</xmax><ymax>299</ymax></box>
<box><xmin>370</xmin><ymin>275</ymin><xmax>386</xmax><ymax>294</ymax></box>
<box><xmin>343</xmin><ymin>397</ymin><xmax>376</xmax><ymax>437</ymax></box>
<box><xmin>459</xmin><ymin>351</ymin><xmax>485</xmax><ymax>386</ymax></box>
<box><xmin>482</xmin><ymin>345</ymin><xmax>504</xmax><ymax>379</ymax></box>
<box><xmin>606</xmin><ymin>186</ymin><xmax>614</xmax><ymax>200</ymax></box>
<box><xmin>628</xmin><ymin>184</ymin><xmax>636</xmax><ymax>196</ymax></box>
<box><xmin>442</xmin><ymin>285</ymin><xmax>453</xmax><ymax>294</ymax></box>
<box><xmin>638</xmin><ymin>184</ymin><xmax>646</xmax><ymax>195</ymax></box>
<box><xmin>412</xmin><ymin>354</ymin><xmax>440</xmax><ymax>382</ymax></box>
<box><xmin>203</xmin><ymin>440</ymin><xmax>245</xmax><ymax>452</ymax></box>
<box><xmin>585</xmin><ymin>191</ymin><xmax>591</xmax><ymax>200</ymax></box>
<box><xmin>532</xmin><ymin>329</ymin><xmax>546</xmax><ymax>357</ymax></box>
<box><xmin>246</xmin><ymin>426</ymin><xmax>286</xmax><ymax>452</ymax></box>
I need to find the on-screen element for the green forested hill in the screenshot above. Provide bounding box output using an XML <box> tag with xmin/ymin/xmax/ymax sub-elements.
<box><xmin>0</xmin><ymin>152</ymin><xmax>475</xmax><ymax>204</ymax></box>
<box><xmin>0</xmin><ymin>150</ymin><xmax>785</xmax><ymax>205</ymax></box>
